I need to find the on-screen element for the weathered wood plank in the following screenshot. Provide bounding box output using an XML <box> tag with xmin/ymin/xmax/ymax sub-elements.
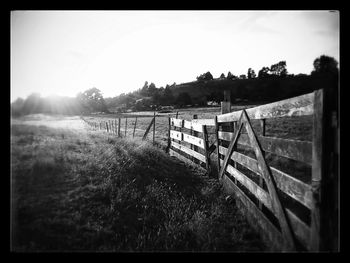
<box><xmin>152</xmin><ymin>111</ymin><xmax>156</xmax><ymax>144</ymax></box>
<box><xmin>170</xmin><ymin>118</ymin><xmax>183</xmax><ymax>128</ymax></box>
<box><xmin>218</xmin><ymin>131</ymin><xmax>312</xmax><ymax>165</ymax></box>
<box><xmin>118</xmin><ymin>118</ymin><xmax>121</xmax><ymax>137</ymax></box>
<box><xmin>215</xmin><ymin>116</ymin><xmax>220</xmax><ymax>176</ymax></box>
<box><xmin>183</xmin><ymin>133</ymin><xmax>205</xmax><ymax>149</ymax></box>
<box><xmin>219</xmin><ymin>146</ymin><xmax>312</xmax><ymax>210</ymax></box>
<box><xmin>125</xmin><ymin>117</ymin><xmax>128</xmax><ymax>136</ymax></box>
<box><xmin>221</xmin><ymin>174</ymin><xmax>286</xmax><ymax>251</ymax></box>
<box><xmin>270</xmin><ymin>167</ymin><xmax>313</xmax><ymax>210</ymax></box>
<box><xmin>171</xmin><ymin>141</ymin><xmax>206</xmax><ymax>163</ymax></box>
<box><xmin>217</xmin><ymin>92</ymin><xmax>315</xmax><ymax>123</ymax></box>
<box><xmin>183</xmin><ymin>120</ymin><xmax>204</xmax><ymax>133</ymax></box>
<box><xmin>218</xmin><ymin>115</ymin><xmax>244</xmax><ymax>179</ymax></box>
<box><xmin>133</xmin><ymin>117</ymin><xmax>137</xmax><ymax>138</ymax></box>
<box><xmin>170</xmin><ymin>130</ymin><xmax>182</xmax><ymax>141</ymax></box>
<box><xmin>221</xmin><ymin>160</ymin><xmax>272</xmax><ymax>210</ymax></box>
<box><xmin>191</xmin><ymin>118</ymin><xmax>216</xmax><ymax>126</ymax></box>
<box><xmin>310</xmin><ymin>89</ymin><xmax>323</xmax><ymax>251</ymax></box>
<box><xmin>259</xmin><ymin>119</ymin><xmax>266</xmax><ymax>209</ymax></box>
<box><xmin>170</xmin><ymin>130</ymin><xmax>205</xmax><ymax>149</ymax></box>
<box><xmin>202</xmin><ymin>125</ymin><xmax>211</xmax><ymax>171</ymax></box>
<box><xmin>167</xmin><ymin>117</ymin><xmax>171</xmax><ymax>152</ymax></box>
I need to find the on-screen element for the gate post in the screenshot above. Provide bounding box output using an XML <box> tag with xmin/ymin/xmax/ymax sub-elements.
<box><xmin>221</xmin><ymin>90</ymin><xmax>231</xmax><ymax>114</ymax></box>
<box><xmin>310</xmin><ymin>86</ymin><xmax>339</xmax><ymax>252</ymax></box>
<box><xmin>192</xmin><ymin>115</ymin><xmax>198</xmax><ymax>163</ymax></box>
<box><xmin>202</xmin><ymin>125</ymin><xmax>211</xmax><ymax>174</ymax></box>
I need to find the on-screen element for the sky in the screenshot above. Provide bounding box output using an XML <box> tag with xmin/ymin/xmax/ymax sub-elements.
<box><xmin>10</xmin><ymin>10</ymin><xmax>339</xmax><ymax>102</ymax></box>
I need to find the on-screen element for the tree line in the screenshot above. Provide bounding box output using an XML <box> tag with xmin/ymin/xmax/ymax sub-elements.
<box><xmin>11</xmin><ymin>55</ymin><xmax>338</xmax><ymax>117</ymax></box>
<box><xmin>198</xmin><ymin>60</ymin><xmax>288</xmax><ymax>81</ymax></box>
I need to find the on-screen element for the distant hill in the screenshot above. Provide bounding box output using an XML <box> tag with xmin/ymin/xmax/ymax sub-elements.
<box><xmin>169</xmin><ymin>74</ymin><xmax>336</xmax><ymax>105</ymax></box>
<box><xmin>102</xmin><ymin>74</ymin><xmax>338</xmax><ymax>113</ymax></box>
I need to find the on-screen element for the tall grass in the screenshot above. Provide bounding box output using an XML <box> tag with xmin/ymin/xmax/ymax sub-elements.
<box><xmin>11</xmin><ymin>119</ymin><xmax>266</xmax><ymax>252</ymax></box>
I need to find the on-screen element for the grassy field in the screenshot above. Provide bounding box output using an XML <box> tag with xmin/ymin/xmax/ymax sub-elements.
<box><xmin>11</xmin><ymin>114</ymin><xmax>266</xmax><ymax>252</ymax></box>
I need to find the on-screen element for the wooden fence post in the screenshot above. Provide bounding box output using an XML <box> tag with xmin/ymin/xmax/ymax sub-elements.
<box><xmin>258</xmin><ymin>118</ymin><xmax>266</xmax><ymax>210</ymax></box>
<box><xmin>310</xmin><ymin>89</ymin><xmax>324</xmax><ymax>251</ymax></box>
<box><xmin>106</xmin><ymin>121</ymin><xmax>109</xmax><ymax>133</ymax></box>
<box><xmin>192</xmin><ymin>115</ymin><xmax>198</xmax><ymax>163</ymax></box>
<box><xmin>231</xmin><ymin>121</ymin><xmax>238</xmax><ymax>185</ymax></box>
<box><xmin>221</xmin><ymin>90</ymin><xmax>231</xmax><ymax>114</ymax></box>
<box><xmin>216</xmin><ymin>91</ymin><xmax>231</xmax><ymax>177</ymax></box>
<box><xmin>153</xmin><ymin>111</ymin><xmax>156</xmax><ymax>144</ymax></box>
<box><xmin>215</xmin><ymin>116</ymin><xmax>220</xmax><ymax>177</ymax></box>
<box><xmin>167</xmin><ymin>117</ymin><xmax>171</xmax><ymax>153</ymax></box>
<box><xmin>310</xmin><ymin>87</ymin><xmax>338</xmax><ymax>251</ymax></box>
<box><xmin>118</xmin><ymin>118</ymin><xmax>121</xmax><ymax>137</ymax></box>
<box><xmin>114</xmin><ymin>119</ymin><xmax>118</xmax><ymax>136</ymax></box>
<box><xmin>133</xmin><ymin>117</ymin><xmax>138</xmax><ymax>138</ymax></box>
<box><xmin>142</xmin><ymin>117</ymin><xmax>155</xmax><ymax>140</ymax></box>
<box><xmin>202</xmin><ymin>125</ymin><xmax>210</xmax><ymax>173</ymax></box>
<box><xmin>125</xmin><ymin>117</ymin><xmax>127</xmax><ymax>137</ymax></box>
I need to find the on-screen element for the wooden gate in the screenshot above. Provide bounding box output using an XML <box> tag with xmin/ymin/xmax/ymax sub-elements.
<box><xmin>215</xmin><ymin>89</ymin><xmax>337</xmax><ymax>251</ymax></box>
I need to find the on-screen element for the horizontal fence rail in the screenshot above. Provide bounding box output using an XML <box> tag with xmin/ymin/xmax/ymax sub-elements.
<box><xmin>218</xmin><ymin>131</ymin><xmax>313</xmax><ymax>165</ymax></box>
<box><xmin>217</xmin><ymin>92</ymin><xmax>315</xmax><ymax>123</ymax></box>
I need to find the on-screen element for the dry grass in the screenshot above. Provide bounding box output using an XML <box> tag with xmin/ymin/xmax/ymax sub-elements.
<box><xmin>11</xmin><ymin>115</ymin><xmax>266</xmax><ymax>252</ymax></box>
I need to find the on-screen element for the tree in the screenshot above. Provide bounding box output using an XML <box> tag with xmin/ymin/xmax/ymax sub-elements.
<box><xmin>219</xmin><ymin>73</ymin><xmax>225</xmax><ymax>79</ymax></box>
<box><xmin>239</xmin><ymin>74</ymin><xmax>247</xmax><ymax>80</ymax></box>
<box><xmin>227</xmin><ymin>71</ymin><xmax>238</xmax><ymax>80</ymax></box>
<box><xmin>77</xmin><ymin>87</ymin><xmax>108</xmax><ymax>113</ymax></box>
<box><xmin>148</xmin><ymin>83</ymin><xmax>157</xmax><ymax>96</ymax></box>
<box><xmin>197</xmin><ymin>71</ymin><xmax>213</xmax><ymax>81</ymax></box>
<box><xmin>311</xmin><ymin>55</ymin><xmax>339</xmax><ymax>76</ymax></box>
<box><xmin>163</xmin><ymin>86</ymin><xmax>175</xmax><ymax>105</ymax></box>
<box><xmin>140</xmin><ymin>81</ymin><xmax>149</xmax><ymax>96</ymax></box>
<box><xmin>270</xmin><ymin>61</ymin><xmax>288</xmax><ymax>77</ymax></box>
<box><xmin>151</xmin><ymin>89</ymin><xmax>162</xmax><ymax>105</ymax></box>
<box><xmin>258</xmin><ymin>67</ymin><xmax>270</xmax><ymax>78</ymax></box>
<box><xmin>247</xmin><ymin>68</ymin><xmax>256</xmax><ymax>79</ymax></box>
<box><xmin>175</xmin><ymin>92</ymin><xmax>192</xmax><ymax>107</ymax></box>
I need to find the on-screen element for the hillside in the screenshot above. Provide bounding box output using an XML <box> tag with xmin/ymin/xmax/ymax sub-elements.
<box><xmin>170</xmin><ymin>74</ymin><xmax>337</xmax><ymax>105</ymax></box>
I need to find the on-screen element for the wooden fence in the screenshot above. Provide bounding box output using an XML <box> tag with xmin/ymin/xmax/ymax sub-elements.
<box><xmin>81</xmin><ymin>113</ymin><xmax>157</xmax><ymax>143</ymax></box>
<box><xmin>168</xmin><ymin>89</ymin><xmax>338</xmax><ymax>252</ymax></box>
